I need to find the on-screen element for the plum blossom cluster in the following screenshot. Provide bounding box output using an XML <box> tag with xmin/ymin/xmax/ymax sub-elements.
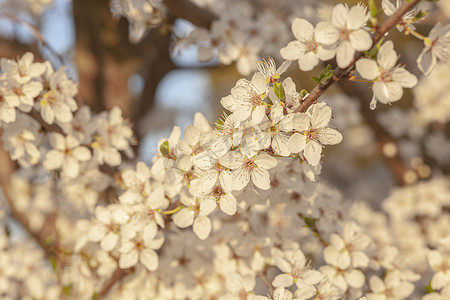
<box><xmin>281</xmin><ymin>3</ymin><xmax>373</xmax><ymax>70</ymax></box>
<box><xmin>74</xmin><ymin>59</ymin><xmax>343</xmax><ymax>283</ymax></box>
<box><xmin>1</xmin><ymin>0</ymin><xmax>450</xmax><ymax>299</ymax></box>
<box><xmin>0</xmin><ymin>53</ymin><xmax>134</xmax><ymax>210</ymax></box>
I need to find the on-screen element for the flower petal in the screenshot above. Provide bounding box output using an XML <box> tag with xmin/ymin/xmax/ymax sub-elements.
<box><xmin>349</xmin><ymin>29</ymin><xmax>372</xmax><ymax>51</ymax></box>
<box><xmin>356</xmin><ymin>58</ymin><xmax>380</xmax><ymax>80</ymax></box>
<box><xmin>140</xmin><ymin>249</ymin><xmax>159</xmax><ymax>271</ymax></box>
<box><xmin>304</xmin><ymin>141</ymin><xmax>322</xmax><ymax>166</ymax></box>
<box><xmin>336</xmin><ymin>40</ymin><xmax>355</xmax><ymax>68</ymax></box>
<box><xmin>318</xmin><ymin>128</ymin><xmax>343</xmax><ymax>145</ymax></box>
<box><xmin>315</xmin><ymin>22</ymin><xmax>339</xmax><ymax>45</ymax></box>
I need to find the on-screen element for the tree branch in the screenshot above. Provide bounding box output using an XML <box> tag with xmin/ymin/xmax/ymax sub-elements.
<box><xmin>0</xmin><ymin>143</ymin><xmax>56</xmax><ymax>258</ymax></box>
<box><xmin>163</xmin><ymin>0</ymin><xmax>217</xmax><ymax>29</ymax></box>
<box><xmin>97</xmin><ymin>268</ymin><xmax>127</xmax><ymax>298</ymax></box>
<box><xmin>296</xmin><ymin>0</ymin><xmax>421</xmax><ymax>113</ymax></box>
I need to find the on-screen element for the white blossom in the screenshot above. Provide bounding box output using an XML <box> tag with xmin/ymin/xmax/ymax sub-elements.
<box><xmin>356</xmin><ymin>41</ymin><xmax>417</xmax><ymax>109</ymax></box>
<box><xmin>288</xmin><ymin>103</ymin><xmax>342</xmax><ymax>166</ymax></box>
<box><xmin>220</xmin><ymin>151</ymin><xmax>278</xmax><ymax>191</ymax></box>
<box><xmin>417</xmin><ymin>23</ymin><xmax>450</xmax><ymax>75</ymax></box>
<box><xmin>281</xmin><ymin>18</ymin><xmax>335</xmax><ymax>71</ymax></box>
<box><xmin>315</xmin><ymin>3</ymin><xmax>372</xmax><ymax>68</ymax></box>
<box><xmin>43</xmin><ymin>133</ymin><xmax>92</xmax><ymax>178</ymax></box>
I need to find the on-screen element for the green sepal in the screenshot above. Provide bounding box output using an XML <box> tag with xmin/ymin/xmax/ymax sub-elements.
<box><xmin>159</xmin><ymin>140</ymin><xmax>170</xmax><ymax>157</ymax></box>
<box><xmin>273</xmin><ymin>81</ymin><xmax>285</xmax><ymax>100</ymax></box>
<box><xmin>299</xmin><ymin>89</ymin><xmax>308</xmax><ymax>98</ymax></box>
<box><xmin>303</xmin><ymin>216</ymin><xmax>317</xmax><ymax>228</ymax></box>
<box><xmin>368</xmin><ymin>0</ymin><xmax>377</xmax><ymax>18</ymax></box>
<box><xmin>426</xmin><ymin>282</ymin><xmax>434</xmax><ymax>293</ymax></box>
<box><xmin>365</xmin><ymin>38</ymin><xmax>385</xmax><ymax>59</ymax></box>
<box><xmin>63</xmin><ymin>284</ymin><xmax>72</xmax><ymax>296</ymax></box>
<box><xmin>50</xmin><ymin>256</ymin><xmax>57</xmax><ymax>271</ymax></box>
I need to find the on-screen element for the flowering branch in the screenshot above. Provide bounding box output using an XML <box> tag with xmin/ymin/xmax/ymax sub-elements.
<box><xmin>296</xmin><ymin>0</ymin><xmax>422</xmax><ymax>113</ymax></box>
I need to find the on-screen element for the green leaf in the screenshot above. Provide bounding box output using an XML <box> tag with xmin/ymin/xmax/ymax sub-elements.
<box><xmin>63</xmin><ymin>284</ymin><xmax>72</xmax><ymax>296</ymax></box>
<box><xmin>50</xmin><ymin>256</ymin><xmax>57</xmax><ymax>271</ymax></box>
<box><xmin>425</xmin><ymin>0</ymin><xmax>439</xmax><ymax>2</ymax></box>
<box><xmin>311</xmin><ymin>76</ymin><xmax>321</xmax><ymax>84</ymax></box>
<box><xmin>299</xmin><ymin>89</ymin><xmax>308</xmax><ymax>98</ymax></box>
<box><xmin>426</xmin><ymin>282</ymin><xmax>434</xmax><ymax>293</ymax></box>
<box><xmin>159</xmin><ymin>140</ymin><xmax>170</xmax><ymax>157</ymax></box>
<box><xmin>311</xmin><ymin>65</ymin><xmax>334</xmax><ymax>85</ymax></box>
<box><xmin>365</xmin><ymin>38</ymin><xmax>385</xmax><ymax>59</ymax></box>
<box><xmin>303</xmin><ymin>217</ymin><xmax>317</xmax><ymax>228</ymax></box>
<box><xmin>321</xmin><ymin>64</ymin><xmax>334</xmax><ymax>81</ymax></box>
<box><xmin>273</xmin><ymin>81</ymin><xmax>285</xmax><ymax>100</ymax></box>
<box><xmin>413</xmin><ymin>10</ymin><xmax>429</xmax><ymax>21</ymax></box>
<box><xmin>4</xmin><ymin>225</ymin><xmax>11</xmax><ymax>237</ymax></box>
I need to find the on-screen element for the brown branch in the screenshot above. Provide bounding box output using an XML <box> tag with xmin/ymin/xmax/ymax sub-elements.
<box><xmin>257</xmin><ymin>269</ymin><xmax>274</xmax><ymax>296</ymax></box>
<box><xmin>28</xmin><ymin>109</ymin><xmax>65</xmax><ymax>135</ymax></box>
<box><xmin>97</xmin><ymin>268</ymin><xmax>127</xmax><ymax>298</ymax></box>
<box><xmin>0</xmin><ymin>142</ymin><xmax>56</xmax><ymax>258</ymax></box>
<box><xmin>163</xmin><ymin>0</ymin><xmax>217</xmax><ymax>29</ymax></box>
<box><xmin>0</xmin><ymin>13</ymin><xmax>65</xmax><ymax>66</ymax></box>
<box><xmin>296</xmin><ymin>0</ymin><xmax>421</xmax><ymax>113</ymax></box>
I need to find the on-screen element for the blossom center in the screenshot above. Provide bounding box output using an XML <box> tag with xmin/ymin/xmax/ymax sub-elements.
<box><xmin>183</xmin><ymin>171</ymin><xmax>196</xmax><ymax>184</ymax></box>
<box><xmin>306</xmin><ymin>39</ymin><xmax>318</xmax><ymax>53</ymax></box>
<box><xmin>339</xmin><ymin>28</ymin><xmax>350</xmax><ymax>41</ymax></box>
<box><xmin>269</xmin><ymin>124</ymin><xmax>279</xmax><ymax>135</ymax></box>
<box><xmin>244</xmin><ymin>158</ymin><xmax>256</xmax><ymax>171</ymax></box>
<box><xmin>45</xmin><ymin>90</ymin><xmax>57</xmax><ymax>104</ymax></box>
<box><xmin>380</xmin><ymin>70</ymin><xmax>392</xmax><ymax>82</ymax></box>
<box><xmin>306</xmin><ymin>129</ymin><xmax>318</xmax><ymax>140</ymax></box>
<box><xmin>212</xmin><ymin>185</ymin><xmax>224</xmax><ymax>198</ymax></box>
<box><xmin>250</xmin><ymin>94</ymin><xmax>262</xmax><ymax>106</ymax></box>
<box><xmin>13</xmin><ymin>87</ymin><xmax>24</xmax><ymax>96</ymax></box>
<box><xmin>215</xmin><ymin>161</ymin><xmax>226</xmax><ymax>172</ymax></box>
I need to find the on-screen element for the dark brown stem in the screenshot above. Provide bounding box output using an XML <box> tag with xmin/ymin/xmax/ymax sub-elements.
<box><xmin>0</xmin><ymin>146</ymin><xmax>55</xmax><ymax>258</ymax></box>
<box><xmin>163</xmin><ymin>0</ymin><xmax>217</xmax><ymax>29</ymax></box>
<box><xmin>0</xmin><ymin>13</ymin><xmax>65</xmax><ymax>66</ymax></box>
<box><xmin>257</xmin><ymin>268</ymin><xmax>274</xmax><ymax>296</ymax></box>
<box><xmin>97</xmin><ymin>268</ymin><xmax>126</xmax><ymax>298</ymax></box>
<box><xmin>296</xmin><ymin>0</ymin><xmax>421</xmax><ymax>113</ymax></box>
<box><xmin>28</xmin><ymin>109</ymin><xmax>65</xmax><ymax>135</ymax></box>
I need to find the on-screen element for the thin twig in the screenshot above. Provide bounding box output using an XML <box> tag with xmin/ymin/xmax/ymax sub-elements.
<box><xmin>163</xmin><ymin>0</ymin><xmax>217</xmax><ymax>29</ymax></box>
<box><xmin>97</xmin><ymin>268</ymin><xmax>127</xmax><ymax>298</ymax></box>
<box><xmin>257</xmin><ymin>269</ymin><xmax>274</xmax><ymax>296</ymax></box>
<box><xmin>28</xmin><ymin>109</ymin><xmax>65</xmax><ymax>135</ymax></box>
<box><xmin>0</xmin><ymin>13</ymin><xmax>65</xmax><ymax>67</ymax></box>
